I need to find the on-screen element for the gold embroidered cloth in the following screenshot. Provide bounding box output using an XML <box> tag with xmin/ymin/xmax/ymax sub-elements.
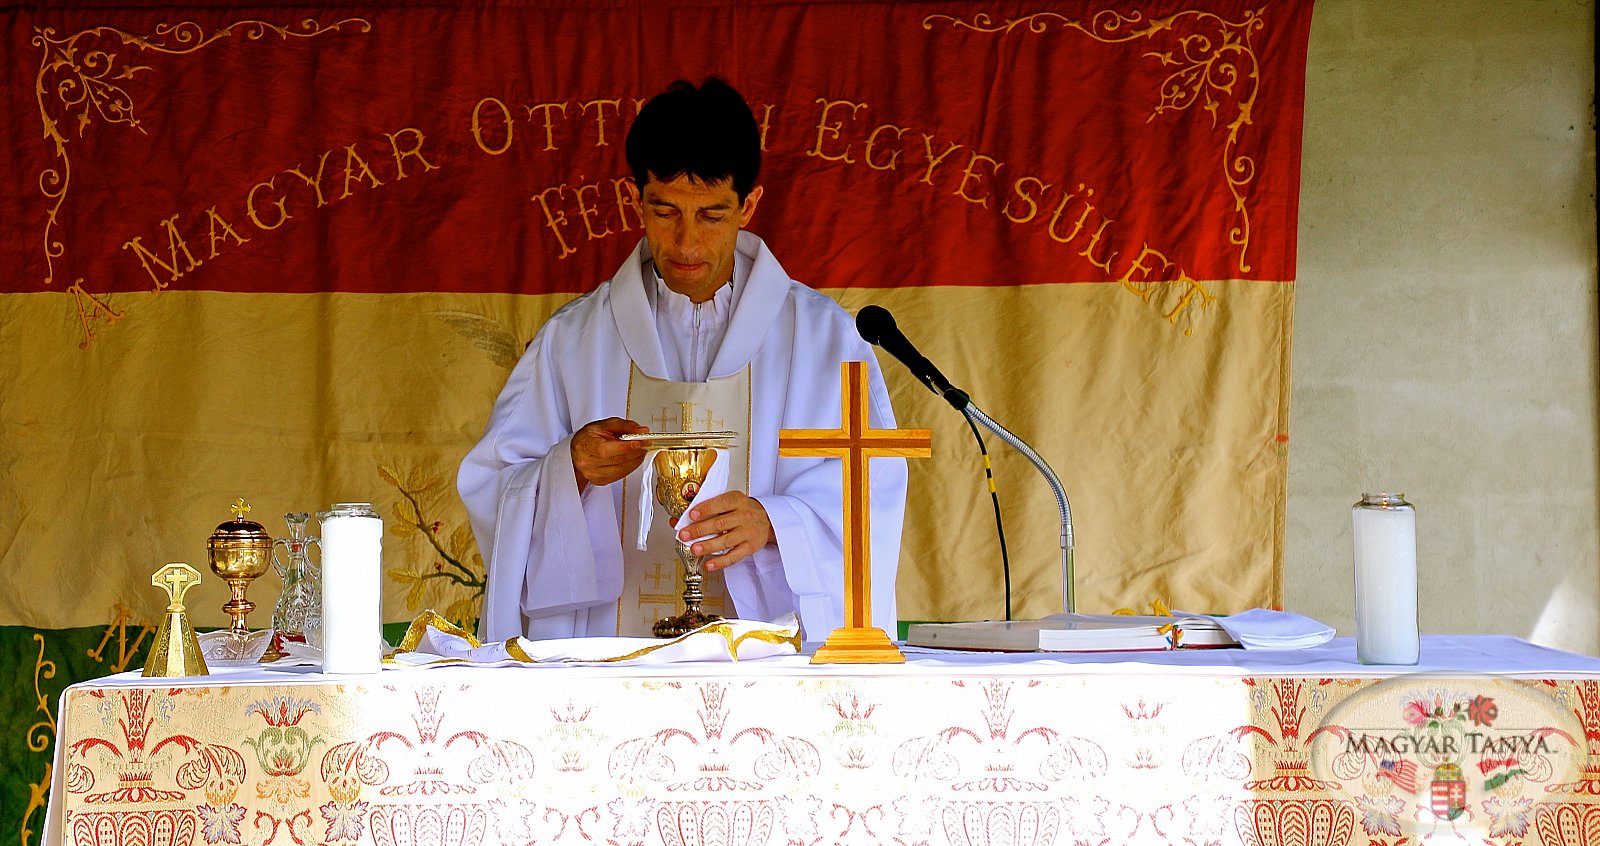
<box><xmin>46</xmin><ymin>637</ymin><xmax>1600</xmax><ymax>846</ymax></box>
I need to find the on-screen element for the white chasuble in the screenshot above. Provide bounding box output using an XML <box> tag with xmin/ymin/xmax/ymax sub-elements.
<box><xmin>462</xmin><ymin>232</ymin><xmax>909</xmax><ymax>644</ymax></box>
<box><xmin>617</xmin><ymin>364</ymin><xmax>751</xmax><ymax>636</ymax></box>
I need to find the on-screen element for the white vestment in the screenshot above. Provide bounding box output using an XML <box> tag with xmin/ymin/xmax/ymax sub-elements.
<box><xmin>615</xmin><ymin>363</ymin><xmax>746</xmax><ymax>635</ymax></box>
<box><xmin>459</xmin><ymin>232</ymin><xmax>907</xmax><ymax>643</ymax></box>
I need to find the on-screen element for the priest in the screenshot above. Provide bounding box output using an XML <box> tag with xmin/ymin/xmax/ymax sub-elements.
<box><xmin>459</xmin><ymin>78</ymin><xmax>907</xmax><ymax>643</ymax></box>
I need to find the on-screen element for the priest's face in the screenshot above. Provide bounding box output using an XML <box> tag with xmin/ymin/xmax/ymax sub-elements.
<box><xmin>631</xmin><ymin>174</ymin><xmax>763</xmax><ymax>303</ymax></box>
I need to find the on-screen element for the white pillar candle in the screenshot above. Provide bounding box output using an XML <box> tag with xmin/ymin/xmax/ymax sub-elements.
<box><xmin>319</xmin><ymin>502</ymin><xmax>383</xmax><ymax>673</ymax></box>
<box><xmin>1352</xmin><ymin>492</ymin><xmax>1419</xmax><ymax>665</ymax></box>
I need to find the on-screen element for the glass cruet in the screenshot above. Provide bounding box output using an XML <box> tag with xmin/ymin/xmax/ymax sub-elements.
<box><xmin>271</xmin><ymin>511</ymin><xmax>323</xmax><ymax>648</ymax></box>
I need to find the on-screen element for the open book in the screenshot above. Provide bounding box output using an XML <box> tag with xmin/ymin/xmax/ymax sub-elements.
<box><xmin>907</xmin><ymin>609</ymin><xmax>1335</xmax><ymax>652</ymax></box>
<box><xmin>906</xmin><ymin>613</ymin><xmax>1236</xmax><ymax>653</ymax></box>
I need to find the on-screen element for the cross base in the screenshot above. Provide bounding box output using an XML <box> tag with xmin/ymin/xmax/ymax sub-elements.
<box><xmin>810</xmin><ymin>625</ymin><xmax>905</xmax><ymax>664</ymax></box>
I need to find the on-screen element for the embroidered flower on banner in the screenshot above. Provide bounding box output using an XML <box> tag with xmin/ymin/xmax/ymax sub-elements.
<box><xmin>321</xmin><ymin>800</ymin><xmax>370</xmax><ymax>842</ymax></box>
<box><xmin>198</xmin><ymin>802</ymin><xmax>247</xmax><ymax>844</ymax></box>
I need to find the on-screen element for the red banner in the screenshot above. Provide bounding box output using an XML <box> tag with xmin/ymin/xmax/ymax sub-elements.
<box><xmin>1</xmin><ymin>0</ymin><xmax>1315</xmax><ymax>639</ymax></box>
<box><xmin>3</xmin><ymin>0</ymin><xmax>1313</xmax><ymax>642</ymax></box>
<box><xmin>8</xmin><ymin>2</ymin><xmax>1309</xmax><ymax>336</ymax></box>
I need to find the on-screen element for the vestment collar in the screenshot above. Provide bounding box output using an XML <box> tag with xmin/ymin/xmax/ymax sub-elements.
<box><xmin>610</xmin><ymin>231</ymin><xmax>790</xmax><ymax>380</ymax></box>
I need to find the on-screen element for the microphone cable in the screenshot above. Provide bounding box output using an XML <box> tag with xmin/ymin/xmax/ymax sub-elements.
<box><xmin>859</xmin><ymin>302</ymin><xmax>1072</xmax><ymax>618</ymax></box>
<box><xmin>959</xmin><ymin>406</ymin><xmax>1013</xmax><ymax>621</ymax></box>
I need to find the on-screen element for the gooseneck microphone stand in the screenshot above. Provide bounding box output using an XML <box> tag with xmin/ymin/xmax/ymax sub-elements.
<box><xmin>958</xmin><ymin>401</ymin><xmax>1075</xmax><ymax>614</ymax></box>
<box><xmin>855</xmin><ymin>305</ymin><xmax>1076</xmax><ymax>615</ymax></box>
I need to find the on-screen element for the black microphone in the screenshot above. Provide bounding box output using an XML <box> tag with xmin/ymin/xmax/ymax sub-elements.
<box><xmin>856</xmin><ymin>305</ymin><xmax>970</xmax><ymax>410</ymax></box>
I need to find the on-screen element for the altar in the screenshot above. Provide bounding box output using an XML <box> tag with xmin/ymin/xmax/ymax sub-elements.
<box><xmin>44</xmin><ymin>636</ymin><xmax>1600</xmax><ymax>846</ymax></box>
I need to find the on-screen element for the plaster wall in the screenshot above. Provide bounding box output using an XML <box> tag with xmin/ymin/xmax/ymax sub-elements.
<box><xmin>1288</xmin><ymin>0</ymin><xmax>1599</xmax><ymax>652</ymax></box>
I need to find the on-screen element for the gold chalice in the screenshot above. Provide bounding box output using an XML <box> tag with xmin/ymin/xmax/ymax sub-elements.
<box><xmin>642</xmin><ymin>439</ymin><xmax>730</xmax><ymax>638</ymax></box>
<box><xmin>207</xmin><ymin>497</ymin><xmax>274</xmax><ymax>639</ymax></box>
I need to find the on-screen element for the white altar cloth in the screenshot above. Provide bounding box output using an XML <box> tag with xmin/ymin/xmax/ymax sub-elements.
<box><xmin>59</xmin><ymin>635</ymin><xmax>1600</xmax><ymax>686</ymax></box>
<box><xmin>45</xmin><ymin>635</ymin><xmax>1600</xmax><ymax>846</ymax></box>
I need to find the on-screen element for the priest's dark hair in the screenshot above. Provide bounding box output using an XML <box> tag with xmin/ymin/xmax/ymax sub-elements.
<box><xmin>625</xmin><ymin>77</ymin><xmax>761</xmax><ymax>202</ymax></box>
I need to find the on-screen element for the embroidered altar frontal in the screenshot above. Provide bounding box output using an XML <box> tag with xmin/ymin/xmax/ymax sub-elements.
<box><xmin>48</xmin><ymin>658</ymin><xmax>1600</xmax><ymax>846</ymax></box>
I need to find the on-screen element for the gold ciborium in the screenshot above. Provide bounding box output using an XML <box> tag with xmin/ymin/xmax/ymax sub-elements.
<box><xmin>207</xmin><ymin>497</ymin><xmax>273</xmax><ymax>638</ymax></box>
<box><xmin>649</xmin><ymin>444</ymin><xmax>725</xmax><ymax>638</ymax></box>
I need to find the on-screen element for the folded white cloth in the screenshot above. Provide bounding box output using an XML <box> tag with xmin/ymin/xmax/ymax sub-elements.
<box><xmin>635</xmin><ymin>448</ymin><xmax>732</xmax><ymax>551</ymax></box>
<box><xmin>1182</xmin><ymin>608</ymin><xmax>1336</xmax><ymax>650</ymax></box>
<box><xmin>389</xmin><ymin>610</ymin><xmax>801</xmax><ymax>667</ymax></box>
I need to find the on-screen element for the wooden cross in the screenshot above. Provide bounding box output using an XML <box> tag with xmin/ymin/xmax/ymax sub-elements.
<box><xmin>780</xmin><ymin>361</ymin><xmax>931</xmax><ymax>663</ymax></box>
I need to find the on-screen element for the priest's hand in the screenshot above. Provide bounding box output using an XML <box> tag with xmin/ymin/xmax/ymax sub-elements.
<box><xmin>679</xmin><ymin>492</ymin><xmax>776</xmax><ymax>572</ymax></box>
<box><xmin>572</xmin><ymin>418</ymin><xmax>648</xmax><ymax>491</ymax></box>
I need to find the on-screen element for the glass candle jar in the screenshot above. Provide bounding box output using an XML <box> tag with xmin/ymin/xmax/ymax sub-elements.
<box><xmin>1352</xmin><ymin>492</ymin><xmax>1419</xmax><ymax>665</ymax></box>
